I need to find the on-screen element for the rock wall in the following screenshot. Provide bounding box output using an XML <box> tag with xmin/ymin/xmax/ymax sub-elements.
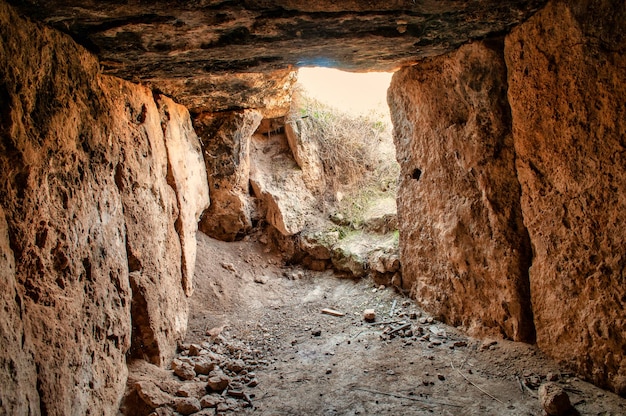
<box><xmin>194</xmin><ymin>110</ymin><xmax>263</xmax><ymax>242</ymax></box>
<box><xmin>0</xmin><ymin>3</ymin><xmax>208</xmax><ymax>414</ymax></box>
<box><xmin>388</xmin><ymin>41</ymin><xmax>534</xmax><ymax>342</ymax></box>
<box><xmin>506</xmin><ymin>0</ymin><xmax>626</xmax><ymax>394</ymax></box>
<box><xmin>390</xmin><ymin>0</ymin><xmax>625</xmax><ymax>395</ymax></box>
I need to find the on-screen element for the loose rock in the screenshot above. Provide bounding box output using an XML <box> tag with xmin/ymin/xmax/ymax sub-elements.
<box><xmin>363</xmin><ymin>309</ymin><xmax>376</xmax><ymax>322</ymax></box>
<box><xmin>175</xmin><ymin>397</ymin><xmax>202</xmax><ymax>415</ymax></box>
<box><xmin>538</xmin><ymin>382</ymin><xmax>573</xmax><ymax>416</ymax></box>
<box><xmin>207</xmin><ymin>370</ymin><xmax>231</xmax><ymax>392</ymax></box>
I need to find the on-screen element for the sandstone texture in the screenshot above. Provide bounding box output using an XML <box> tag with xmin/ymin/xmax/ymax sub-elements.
<box><xmin>250</xmin><ymin>132</ymin><xmax>318</xmax><ymax>236</ymax></box>
<box><xmin>1</xmin><ymin>3</ymin><xmax>206</xmax><ymax>412</ymax></box>
<box><xmin>194</xmin><ymin>110</ymin><xmax>262</xmax><ymax>241</ymax></box>
<box><xmin>9</xmin><ymin>0</ymin><xmax>546</xmax><ymax>113</ymax></box>
<box><xmin>388</xmin><ymin>40</ymin><xmax>534</xmax><ymax>342</ymax></box>
<box><xmin>506</xmin><ymin>0</ymin><xmax>626</xmax><ymax>394</ymax></box>
<box><xmin>158</xmin><ymin>95</ymin><xmax>210</xmax><ymax>295</ymax></box>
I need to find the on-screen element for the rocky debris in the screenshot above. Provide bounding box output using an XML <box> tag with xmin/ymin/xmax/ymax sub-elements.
<box><xmin>174</xmin><ymin>397</ymin><xmax>202</xmax><ymax>415</ymax></box>
<box><xmin>172</xmin><ymin>361</ymin><xmax>196</xmax><ymax>381</ymax></box>
<box><xmin>199</xmin><ymin>394</ymin><xmax>222</xmax><ymax>409</ymax></box>
<box><xmin>538</xmin><ymin>383</ymin><xmax>573</xmax><ymax>416</ymax></box>
<box><xmin>135</xmin><ymin>381</ymin><xmax>175</xmax><ymax>409</ymax></box>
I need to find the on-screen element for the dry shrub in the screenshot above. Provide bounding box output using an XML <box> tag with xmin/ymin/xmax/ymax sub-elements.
<box><xmin>290</xmin><ymin>87</ymin><xmax>398</xmax><ymax>200</ymax></box>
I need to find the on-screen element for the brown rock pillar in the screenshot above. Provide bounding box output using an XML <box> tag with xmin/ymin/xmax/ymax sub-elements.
<box><xmin>388</xmin><ymin>40</ymin><xmax>535</xmax><ymax>342</ymax></box>
<box><xmin>506</xmin><ymin>0</ymin><xmax>626</xmax><ymax>394</ymax></box>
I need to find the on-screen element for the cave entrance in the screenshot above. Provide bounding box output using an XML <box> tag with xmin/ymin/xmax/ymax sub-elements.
<box><xmin>240</xmin><ymin>66</ymin><xmax>401</xmax><ymax>282</ymax></box>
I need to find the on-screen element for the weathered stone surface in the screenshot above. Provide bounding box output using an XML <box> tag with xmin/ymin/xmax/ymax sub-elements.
<box><xmin>388</xmin><ymin>40</ymin><xmax>534</xmax><ymax>341</ymax></box>
<box><xmin>135</xmin><ymin>381</ymin><xmax>175</xmax><ymax>409</ymax></box>
<box><xmin>9</xmin><ymin>0</ymin><xmax>547</xmax><ymax>112</ymax></box>
<box><xmin>195</xmin><ymin>110</ymin><xmax>262</xmax><ymax>241</ymax></box>
<box><xmin>285</xmin><ymin>118</ymin><xmax>326</xmax><ymax>195</ymax></box>
<box><xmin>158</xmin><ymin>95</ymin><xmax>210</xmax><ymax>295</ymax></box>
<box><xmin>538</xmin><ymin>382</ymin><xmax>572</xmax><ymax>416</ymax></box>
<box><xmin>0</xmin><ymin>205</ymin><xmax>38</xmax><ymax>414</ymax></box>
<box><xmin>0</xmin><ymin>2</ymin><xmax>208</xmax><ymax>412</ymax></box>
<box><xmin>250</xmin><ymin>132</ymin><xmax>318</xmax><ymax>236</ymax></box>
<box><xmin>506</xmin><ymin>0</ymin><xmax>626</xmax><ymax>394</ymax></box>
<box><xmin>0</xmin><ymin>4</ymin><xmax>131</xmax><ymax>413</ymax></box>
<box><xmin>111</xmin><ymin>79</ymin><xmax>188</xmax><ymax>367</ymax></box>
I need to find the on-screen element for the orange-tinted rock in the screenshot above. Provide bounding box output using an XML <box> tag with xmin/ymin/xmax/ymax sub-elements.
<box><xmin>0</xmin><ymin>2</ymin><xmax>206</xmax><ymax>412</ymax></box>
<box><xmin>11</xmin><ymin>0</ymin><xmax>547</xmax><ymax>112</ymax></box>
<box><xmin>194</xmin><ymin>110</ymin><xmax>263</xmax><ymax>241</ymax></box>
<box><xmin>505</xmin><ymin>0</ymin><xmax>626</xmax><ymax>394</ymax></box>
<box><xmin>388</xmin><ymin>40</ymin><xmax>534</xmax><ymax>342</ymax></box>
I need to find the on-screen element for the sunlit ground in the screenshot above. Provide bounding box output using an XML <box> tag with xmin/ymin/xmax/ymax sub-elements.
<box><xmin>296</xmin><ymin>67</ymin><xmax>393</xmax><ymax>121</ymax></box>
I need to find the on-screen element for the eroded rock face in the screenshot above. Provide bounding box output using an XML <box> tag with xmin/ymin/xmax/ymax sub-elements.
<box><xmin>0</xmin><ymin>2</ymin><xmax>206</xmax><ymax>412</ymax></box>
<box><xmin>158</xmin><ymin>95</ymin><xmax>210</xmax><ymax>296</ymax></box>
<box><xmin>250</xmin><ymin>132</ymin><xmax>318</xmax><ymax>236</ymax></box>
<box><xmin>506</xmin><ymin>0</ymin><xmax>626</xmax><ymax>394</ymax></box>
<box><xmin>388</xmin><ymin>40</ymin><xmax>534</xmax><ymax>342</ymax></box>
<box><xmin>194</xmin><ymin>110</ymin><xmax>263</xmax><ymax>241</ymax></box>
<box><xmin>9</xmin><ymin>0</ymin><xmax>547</xmax><ymax>113</ymax></box>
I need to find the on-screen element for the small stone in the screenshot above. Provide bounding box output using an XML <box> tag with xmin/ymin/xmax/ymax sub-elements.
<box><xmin>363</xmin><ymin>309</ymin><xmax>376</xmax><ymax>322</ymax></box>
<box><xmin>479</xmin><ymin>340</ymin><xmax>498</xmax><ymax>351</ymax></box>
<box><xmin>192</xmin><ymin>357</ymin><xmax>215</xmax><ymax>375</ymax></box>
<box><xmin>200</xmin><ymin>394</ymin><xmax>222</xmax><ymax>409</ymax></box>
<box><xmin>453</xmin><ymin>341</ymin><xmax>467</xmax><ymax>348</ymax></box>
<box><xmin>546</xmin><ymin>372</ymin><xmax>559</xmax><ymax>382</ymax></box>
<box><xmin>188</xmin><ymin>344</ymin><xmax>202</xmax><ymax>356</ymax></box>
<box><xmin>225</xmin><ymin>359</ymin><xmax>245</xmax><ymax>373</ymax></box>
<box><xmin>247</xmin><ymin>378</ymin><xmax>259</xmax><ymax>387</ymax></box>
<box><xmin>254</xmin><ymin>274</ymin><xmax>268</xmax><ymax>284</ymax></box>
<box><xmin>538</xmin><ymin>382</ymin><xmax>572</xmax><ymax>416</ymax></box>
<box><xmin>175</xmin><ymin>397</ymin><xmax>202</xmax><ymax>415</ymax></box>
<box><xmin>418</xmin><ymin>317</ymin><xmax>427</xmax><ymax>324</ymax></box>
<box><xmin>207</xmin><ymin>371</ymin><xmax>230</xmax><ymax>392</ymax></box>
<box><xmin>437</xmin><ymin>374</ymin><xmax>445</xmax><ymax>381</ymax></box>
<box><xmin>135</xmin><ymin>381</ymin><xmax>174</xmax><ymax>408</ymax></box>
<box><xmin>326</xmin><ymin>368</ymin><xmax>332</xmax><ymax>374</ymax></box>
<box><xmin>312</xmin><ymin>329</ymin><xmax>322</xmax><ymax>337</ymax></box>
<box><xmin>174</xmin><ymin>362</ymin><xmax>196</xmax><ymax>381</ymax></box>
<box><xmin>378</xmin><ymin>285</ymin><xmax>386</xmax><ymax>290</ymax></box>
<box><xmin>426</xmin><ymin>317</ymin><xmax>434</xmax><ymax>323</ymax></box>
<box><xmin>409</xmin><ymin>312</ymin><xmax>418</xmax><ymax>320</ymax></box>
<box><xmin>220</xmin><ymin>262</ymin><xmax>236</xmax><ymax>272</ymax></box>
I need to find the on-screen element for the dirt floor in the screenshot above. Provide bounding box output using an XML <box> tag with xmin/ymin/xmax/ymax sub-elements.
<box><xmin>178</xmin><ymin>232</ymin><xmax>626</xmax><ymax>416</ymax></box>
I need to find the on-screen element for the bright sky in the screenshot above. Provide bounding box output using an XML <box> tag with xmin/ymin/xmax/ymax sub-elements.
<box><xmin>297</xmin><ymin>67</ymin><xmax>393</xmax><ymax>118</ymax></box>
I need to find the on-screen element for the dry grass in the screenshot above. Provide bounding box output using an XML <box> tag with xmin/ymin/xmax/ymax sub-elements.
<box><xmin>289</xmin><ymin>86</ymin><xmax>399</xmax><ymax>213</ymax></box>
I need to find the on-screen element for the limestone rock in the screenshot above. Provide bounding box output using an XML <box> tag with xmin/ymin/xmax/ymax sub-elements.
<box><xmin>538</xmin><ymin>382</ymin><xmax>572</xmax><ymax>416</ymax></box>
<box><xmin>505</xmin><ymin>0</ymin><xmax>626</xmax><ymax>393</ymax></box>
<box><xmin>250</xmin><ymin>132</ymin><xmax>318</xmax><ymax>236</ymax></box>
<box><xmin>195</xmin><ymin>110</ymin><xmax>263</xmax><ymax>241</ymax></box>
<box><xmin>285</xmin><ymin>118</ymin><xmax>326</xmax><ymax>195</ymax></box>
<box><xmin>200</xmin><ymin>394</ymin><xmax>223</xmax><ymax>409</ymax></box>
<box><xmin>135</xmin><ymin>381</ymin><xmax>175</xmax><ymax>409</ymax></box>
<box><xmin>207</xmin><ymin>371</ymin><xmax>231</xmax><ymax>393</ymax></box>
<box><xmin>0</xmin><ymin>206</ymin><xmax>38</xmax><ymax>414</ymax></box>
<box><xmin>12</xmin><ymin>1</ymin><xmax>547</xmax><ymax>113</ymax></box>
<box><xmin>175</xmin><ymin>397</ymin><xmax>202</xmax><ymax>416</ymax></box>
<box><xmin>388</xmin><ymin>40</ymin><xmax>534</xmax><ymax>342</ymax></box>
<box><xmin>363</xmin><ymin>309</ymin><xmax>376</xmax><ymax>322</ymax></box>
<box><xmin>158</xmin><ymin>95</ymin><xmax>210</xmax><ymax>296</ymax></box>
<box><xmin>173</xmin><ymin>362</ymin><xmax>196</xmax><ymax>381</ymax></box>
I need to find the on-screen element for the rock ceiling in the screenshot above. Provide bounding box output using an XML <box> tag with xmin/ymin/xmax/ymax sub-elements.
<box><xmin>9</xmin><ymin>0</ymin><xmax>547</xmax><ymax>112</ymax></box>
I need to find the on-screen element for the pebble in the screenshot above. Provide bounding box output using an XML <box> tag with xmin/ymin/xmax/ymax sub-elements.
<box><xmin>437</xmin><ymin>374</ymin><xmax>445</xmax><ymax>381</ymax></box>
<box><xmin>312</xmin><ymin>329</ymin><xmax>322</xmax><ymax>337</ymax></box>
<box><xmin>363</xmin><ymin>309</ymin><xmax>376</xmax><ymax>322</ymax></box>
<box><xmin>538</xmin><ymin>382</ymin><xmax>572</xmax><ymax>416</ymax></box>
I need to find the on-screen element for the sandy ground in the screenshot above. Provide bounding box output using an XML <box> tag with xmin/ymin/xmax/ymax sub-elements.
<box><xmin>184</xmin><ymin>232</ymin><xmax>626</xmax><ymax>415</ymax></box>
